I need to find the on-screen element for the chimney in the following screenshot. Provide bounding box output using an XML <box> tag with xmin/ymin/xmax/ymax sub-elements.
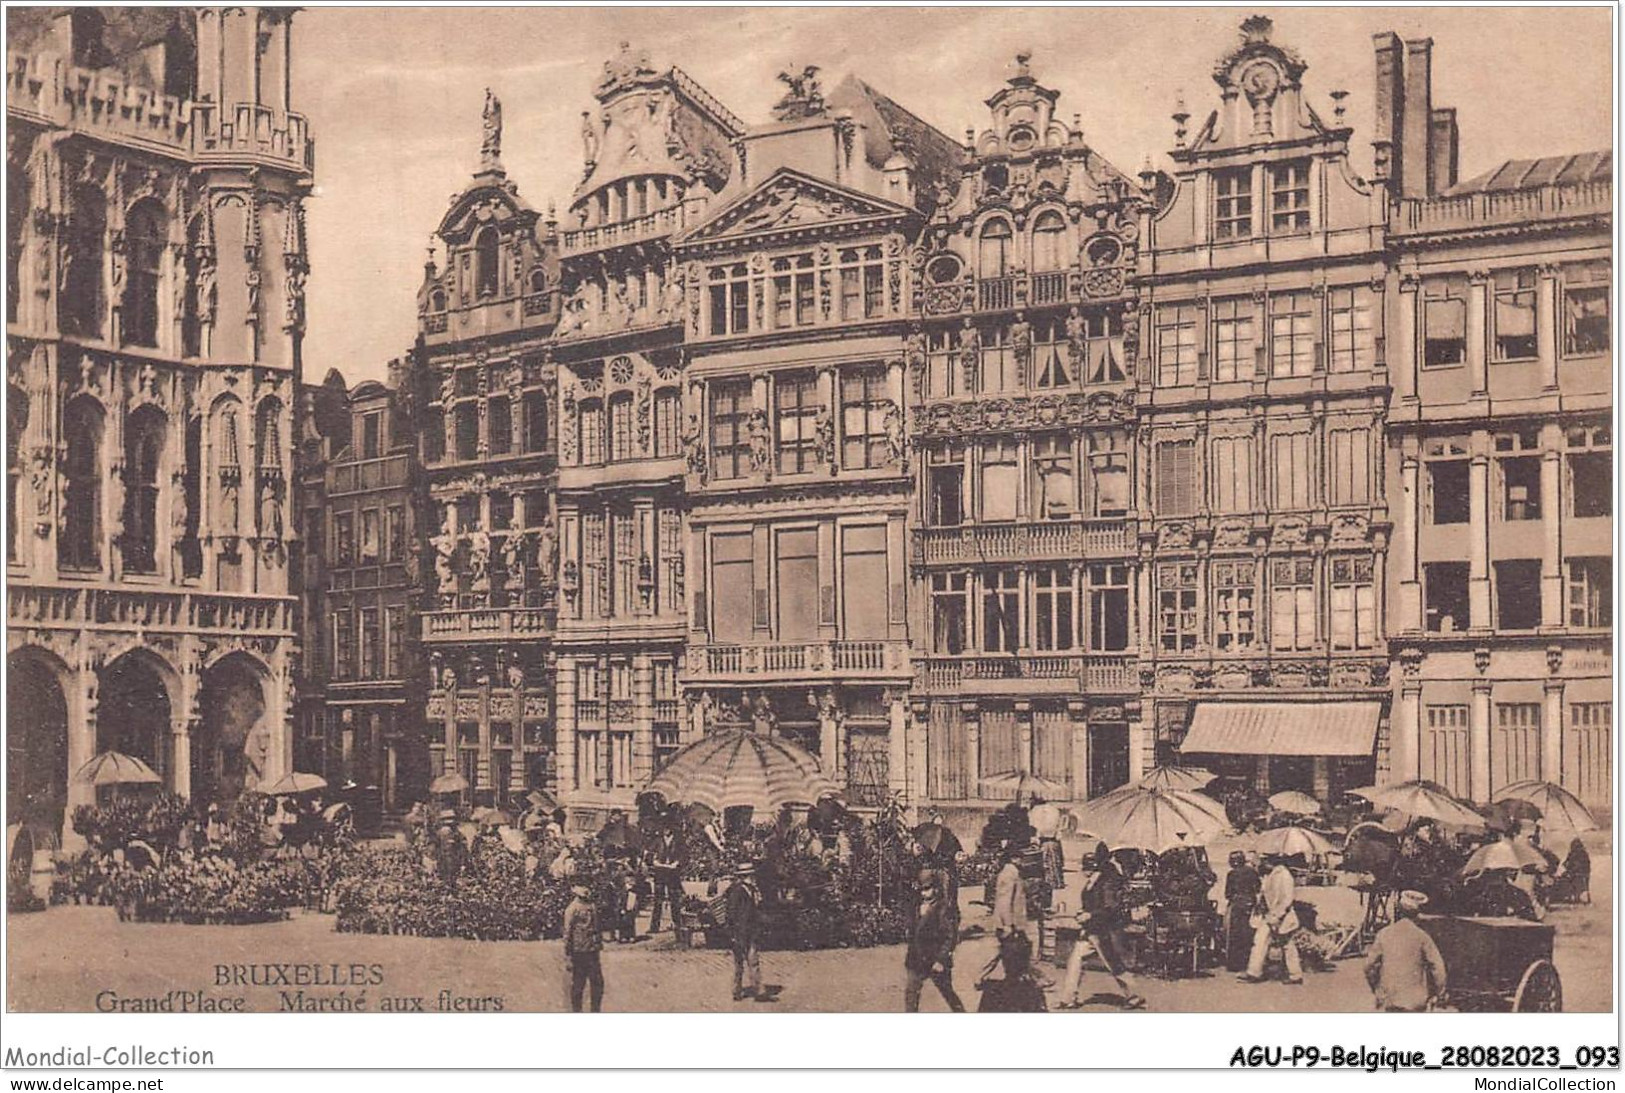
<box><xmin>1370</xmin><ymin>32</ymin><xmax>1405</xmax><ymax>189</ymax></box>
<box><xmin>1430</xmin><ymin>107</ymin><xmax>1460</xmax><ymax>192</ymax></box>
<box><xmin>1401</xmin><ymin>37</ymin><xmax>1435</xmax><ymax>198</ymax></box>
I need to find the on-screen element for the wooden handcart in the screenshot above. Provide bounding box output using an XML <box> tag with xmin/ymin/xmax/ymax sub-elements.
<box><xmin>1416</xmin><ymin>914</ymin><xmax>1562</xmax><ymax>1012</ymax></box>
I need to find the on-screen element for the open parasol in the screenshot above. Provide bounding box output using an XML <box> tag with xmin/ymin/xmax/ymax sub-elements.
<box><xmin>429</xmin><ymin>772</ymin><xmax>469</xmax><ymax>795</ymax></box>
<box><xmin>261</xmin><ymin>771</ymin><xmax>328</xmax><ymax>797</ymax></box>
<box><xmin>643</xmin><ymin>729</ymin><xmax>840</xmax><ymax>813</ymax></box>
<box><xmin>1484</xmin><ymin>797</ymin><xmax>1541</xmax><ymax>832</ymax></box>
<box><xmin>979</xmin><ymin>770</ymin><xmax>1071</xmax><ymax>803</ymax></box>
<box><xmin>73</xmin><ymin>752</ymin><xmax>163</xmax><ymax>788</ymax></box>
<box><xmin>1493</xmin><ymin>780</ymin><xmax>1599</xmax><ymax>833</ymax></box>
<box><xmin>1348</xmin><ymin>780</ymin><xmax>1486</xmax><ymax>830</ymax></box>
<box><xmin>1462</xmin><ymin>838</ymin><xmax>1550</xmax><ymax>875</ymax></box>
<box><xmin>498</xmin><ymin>827</ymin><xmax>528</xmax><ymax>855</ymax></box>
<box><xmin>1069</xmin><ymin>786</ymin><xmax>1229</xmax><ymax>854</ymax></box>
<box><xmin>1267</xmin><ymin>790</ymin><xmax>1322</xmax><ymax>815</ymax></box>
<box><xmin>1254</xmin><ymin>825</ymin><xmax>1336</xmax><ymax>859</ymax></box>
<box><xmin>525</xmin><ymin>788</ymin><xmax>559</xmax><ymax>812</ymax></box>
<box><xmin>1134</xmin><ymin>765</ymin><xmax>1218</xmax><ymax>793</ymax></box>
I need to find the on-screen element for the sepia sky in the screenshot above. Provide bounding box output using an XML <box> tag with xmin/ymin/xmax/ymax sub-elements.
<box><xmin>291</xmin><ymin>5</ymin><xmax>1613</xmax><ymax>385</ymax></box>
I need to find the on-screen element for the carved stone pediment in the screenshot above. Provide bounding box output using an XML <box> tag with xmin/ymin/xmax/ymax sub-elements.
<box><xmin>677</xmin><ymin>169</ymin><xmax>911</xmax><ymax>248</ymax></box>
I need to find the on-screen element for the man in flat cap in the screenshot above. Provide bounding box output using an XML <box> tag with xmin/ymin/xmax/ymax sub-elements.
<box><xmin>1363</xmin><ymin>890</ymin><xmax>1447</xmax><ymax>1012</ymax></box>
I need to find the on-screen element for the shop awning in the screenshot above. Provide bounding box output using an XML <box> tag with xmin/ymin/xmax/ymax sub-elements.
<box><xmin>1181</xmin><ymin>701</ymin><xmax>1382</xmax><ymax>758</ymax></box>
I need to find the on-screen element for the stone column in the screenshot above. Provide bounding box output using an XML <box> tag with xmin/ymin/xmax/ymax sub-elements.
<box><xmin>1468</xmin><ymin>448</ymin><xmax>1491</xmax><ymax>630</ymax></box>
<box><xmin>555</xmin><ymin>655</ymin><xmax>577</xmax><ymax>794</ymax></box>
<box><xmin>631</xmin><ymin>653</ymin><xmax>655</xmax><ymax>784</ymax></box>
<box><xmin>887</xmin><ymin>689</ymin><xmax>909</xmax><ymax>814</ymax></box>
<box><xmin>1395</xmin><ymin>676</ymin><xmax>1423</xmax><ymax>783</ymax></box>
<box><xmin>817</xmin><ymin>689</ymin><xmax>840</xmax><ymax>776</ymax></box>
<box><xmin>171</xmin><ymin>720</ymin><xmax>194</xmax><ymax>800</ymax></box>
<box><xmin>1537</xmin><ymin>264</ymin><xmax>1559</xmax><ymax>390</ymax></box>
<box><xmin>1397</xmin><ymin>450</ymin><xmax>1422</xmax><ymax>631</ymax></box>
<box><xmin>65</xmin><ymin>663</ymin><xmax>100</xmax><ymax>847</ymax></box>
<box><xmin>1469</xmin><ymin>678</ymin><xmax>1492</xmax><ymax>803</ymax></box>
<box><xmin>907</xmin><ymin>700</ymin><xmax>929</xmax><ymax>816</ymax></box>
<box><xmin>1466</xmin><ymin>271</ymin><xmax>1489</xmax><ymax>396</ymax></box>
<box><xmin>1540</xmin><ymin>424</ymin><xmax>1564</xmax><ymax>627</ymax></box>
<box><xmin>962</xmin><ymin>701</ymin><xmax>980</xmax><ymax>802</ymax></box>
<box><xmin>1396</xmin><ymin>275</ymin><xmax>1420</xmax><ymax>401</ymax></box>
<box><xmin>1013</xmin><ymin>701</ymin><xmax>1033</xmax><ymax>782</ymax></box>
<box><xmin>1542</xmin><ymin>678</ymin><xmax>1565</xmax><ymax>787</ymax></box>
<box><xmin>1126</xmin><ymin>716</ymin><xmax>1147</xmax><ymax>782</ymax></box>
<box><xmin>1067</xmin><ymin>700</ymin><xmax>1089</xmax><ymax>801</ymax></box>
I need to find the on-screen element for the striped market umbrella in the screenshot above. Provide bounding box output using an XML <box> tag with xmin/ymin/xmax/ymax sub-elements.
<box><xmin>1493</xmin><ymin>780</ymin><xmax>1600</xmax><ymax>834</ymax></box>
<box><xmin>72</xmin><ymin>752</ymin><xmax>163</xmax><ymax>787</ymax></box>
<box><xmin>1069</xmin><ymin>786</ymin><xmax>1230</xmax><ymax>854</ymax></box>
<box><xmin>1254</xmin><ymin>825</ymin><xmax>1337</xmax><ymax>860</ymax></box>
<box><xmin>1348</xmin><ymin>780</ymin><xmax>1487</xmax><ymax>831</ymax></box>
<box><xmin>643</xmin><ymin>730</ymin><xmax>840</xmax><ymax>813</ymax></box>
<box><xmin>1268</xmin><ymin>790</ymin><xmax>1323</xmax><ymax>815</ymax></box>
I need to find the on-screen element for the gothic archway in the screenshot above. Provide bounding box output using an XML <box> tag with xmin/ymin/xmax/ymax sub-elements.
<box><xmin>6</xmin><ymin>648</ymin><xmax>70</xmax><ymax>841</ymax></box>
<box><xmin>97</xmin><ymin>650</ymin><xmax>173</xmax><ymax>779</ymax></box>
<box><xmin>193</xmin><ymin>652</ymin><xmax>270</xmax><ymax>803</ymax></box>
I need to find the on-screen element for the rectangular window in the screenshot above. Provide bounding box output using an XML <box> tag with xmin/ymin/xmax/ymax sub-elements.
<box><xmin>1214</xmin><ymin>168</ymin><xmax>1253</xmax><ymax>239</ymax></box>
<box><xmin>576</xmin><ymin>731</ymin><xmax>603</xmax><ymax>790</ymax></box>
<box><xmin>1157</xmin><ymin>562</ymin><xmax>1199</xmax><ymax>653</ymax></box>
<box><xmin>772</xmin><ymin>256</ymin><xmax>816</xmax><ymax>329</ymax></box>
<box><xmin>1210</xmin><ymin>435</ymin><xmax>1253</xmax><ymax>515</ymax></box>
<box><xmin>1270</xmin><ymin>556</ymin><xmax>1316</xmax><ymax>651</ymax></box>
<box><xmin>1497</xmin><ymin>436</ymin><xmax>1541</xmax><ymax>521</ymax></box>
<box><xmin>653</xmin><ymin>727</ymin><xmax>681</xmax><ymax>772</ymax></box>
<box><xmin>1493</xmin><ymin>268</ymin><xmax>1537</xmax><ymax>360</ymax></box>
<box><xmin>1428</xmin><ymin>459</ymin><xmax>1470</xmax><ymax>524</ymax></box>
<box><xmin>1328</xmin><ymin>286</ymin><xmax>1376</xmax><ymax>372</ymax></box>
<box><xmin>334</xmin><ymin>512</ymin><xmax>355</xmax><ymax>568</ymax></box>
<box><xmin>980</xmin><ymin>325</ymin><xmax>1014</xmax><ymax>393</ymax></box>
<box><xmin>1270</xmin><ymin>432</ymin><xmax>1312</xmax><ymax>511</ymax></box>
<box><xmin>385</xmin><ymin>605</ymin><xmax>404</xmax><ymax>678</ymax></box>
<box><xmin>1088</xmin><ymin>564</ymin><xmax>1130</xmax><ymax>651</ymax></box>
<box><xmin>1088</xmin><ymin>432</ymin><xmax>1130</xmax><ymax>517</ymax></box>
<box><xmin>332</xmin><ymin>611</ymin><xmax>355</xmax><ymax>680</ymax></box>
<box><xmin>1031</xmin><ymin>434</ymin><xmax>1074</xmax><ymax>519</ymax></box>
<box><xmin>1212</xmin><ymin>559</ymin><xmax>1257</xmax><ymax>652</ymax></box>
<box><xmin>840</xmin><ymin>524</ymin><xmax>889</xmax><ymax>639</ymax></box>
<box><xmin>1157</xmin><ymin>304</ymin><xmax>1199</xmax><ymax>386</ymax></box>
<box><xmin>927</xmin><ymin>451</ymin><xmax>964</xmax><ymax>527</ymax></box>
<box><xmin>1568</xmin><ymin>424</ymin><xmax>1611</xmax><ymax>518</ymax></box>
<box><xmin>359</xmin><ymin>607</ymin><xmax>380</xmax><ymax>679</ymax></box>
<box><xmin>708</xmin><ymin>264</ymin><xmax>750</xmax><ymax>335</ymax></box>
<box><xmin>1083</xmin><ymin>309</ymin><xmax>1128</xmax><ymax>384</ymax></box>
<box><xmin>926</xmin><ymin>327</ymin><xmax>961</xmax><ymax>398</ymax></box>
<box><xmin>578</xmin><ymin>401</ymin><xmax>604</xmax><ymax>465</ymax></box>
<box><xmin>841</xmin><ymin>367</ymin><xmax>888</xmax><ymax>470</ymax></box>
<box><xmin>775</xmin><ymin>527</ymin><xmax>819</xmax><ymax>640</ymax></box>
<box><xmin>488</xmin><ymin>396</ymin><xmax>512</xmax><ymax>455</ymax></box>
<box><xmin>981</xmin><ymin>440</ymin><xmax>1019</xmax><ymax>521</ymax></box>
<box><xmin>1211</xmin><ymin>298</ymin><xmax>1256</xmax><ymax>382</ymax></box>
<box><xmin>385</xmin><ymin>505</ymin><xmax>405</xmax><ymax>563</ymax></box>
<box><xmin>709</xmin><ymin>381</ymin><xmax>751</xmax><ymax>480</ymax></box>
<box><xmin>1033</xmin><ymin>567</ymin><xmax>1076</xmax><ymax>652</ymax></box>
<box><xmin>1424</xmin><ymin>561</ymin><xmax>1470</xmax><ymax>633</ymax></box>
<box><xmin>612</xmin><ymin>508</ymin><xmax>637</xmax><ymax>616</ymax></box>
<box><xmin>1567</xmin><ymin>557</ymin><xmax>1611</xmax><ymax>627</ymax></box>
<box><xmin>1033</xmin><ymin>317</ymin><xmax>1072</xmax><ymax>389</ymax></box>
<box><xmin>1494</xmin><ymin>558</ymin><xmax>1542</xmax><ymax>631</ymax></box>
<box><xmin>653</xmin><ymin>388</ymin><xmax>681</xmax><ymax>458</ymax></box>
<box><xmin>1563</xmin><ymin>261</ymin><xmax>1610</xmax><ymax>355</ymax></box>
<box><xmin>581</xmin><ymin>510</ymin><xmax>607</xmax><ymax>618</ymax></box>
<box><xmin>1328</xmin><ymin>428</ymin><xmax>1371</xmax><ymax>506</ymax></box>
<box><xmin>931</xmin><ymin>572</ymin><xmax>967</xmax><ymax>654</ymax></box>
<box><xmin>360</xmin><ymin>412</ymin><xmax>382</xmax><ymax>459</ymax></box>
<box><xmin>776</xmin><ymin>372</ymin><xmax>820</xmax><ymax>475</ymax></box>
<box><xmin>609</xmin><ymin>731</ymin><xmax>634</xmax><ymax>788</ymax></box>
<box><xmin>1424</xmin><ymin>278</ymin><xmax>1467</xmax><ymax>367</ymax></box>
<box><xmin>1155</xmin><ymin>438</ymin><xmax>1197</xmax><ymax>515</ymax></box>
<box><xmin>982</xmin><ymin>569</ymin><xmax>1021</xmax><ymax>653</ymax></box>
<box><xmin>608</xmin><ymin>395</ymin><xmax>634</xmax><ymax>462</ymax></box>
<box><xmin>523</xmin><ymin>389</ymin><xmax>548</xmax><ymax>452</ymax></box>
<box><xmin>359</xmin><ymin>509</ymin><xmax>380</xmax><ymax>566</ymax></box>
<box><xmin>1268</xmin><ymin>160</ymin><xmax>1310</xmax><ymax>232</ymax></box>
<box><xmin>1329</xmin><ymin>556</ymin><xmax>1376</xmax><ymax>650</ymax></box>
<box><xmin>454</xmin><ymin>403</ymin><xmax>479</xmax><ymax>461</ymax></box>
<box><xmin>1270</xmin><ymin>291</ymin><xmax>1315</xmax><ymax>377</ymax></box>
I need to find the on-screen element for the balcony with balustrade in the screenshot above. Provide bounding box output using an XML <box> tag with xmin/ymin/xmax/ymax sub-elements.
<box><xmin>421</xmin><ymin>604</ymin><xmax>555</xmax><ymax>644</ymax></box>
<box><xmin>561</xmin><ymin>202</ymin><xmax>699</xmax><ymax>257</ymax></box>
<box><xmin>919</xmin><ymin>269</ymin><xmax>1127</xmax><ymax>319</ymax></box>
<box><xmin>1393</xmin><ymin>179</ymin><xmax>1610</xmax><ymax>237</ymax></box>
<box><xmin>9</xmin><ymin>582</ymin><xmax>295</xmax><ymax>636</ymax></box>
<box><xmin>915</xmin><ymin>652</ymin><xmax>1136</xmax><ymax>696</ymax></box>
<box><xmin>681</xmin><ymin>638</ymin><xmax>912</xmax><ymax>684</ymax></box>
<box><xmin>912</xmin><ymin>517</ymin><xmax>1136</xmax><ymax>566</ymax></box>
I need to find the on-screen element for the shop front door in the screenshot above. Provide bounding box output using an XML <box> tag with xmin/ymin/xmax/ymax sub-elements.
<box><xmin>1088</xmin><ymin>723</ymin><xmax>1129</xmax><ymax>798</ymax></box>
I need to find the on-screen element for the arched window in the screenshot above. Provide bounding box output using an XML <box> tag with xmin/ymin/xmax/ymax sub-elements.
<box><xmin>181</xmin><ymin>214</ymin><xmax>204</xmax><ymax>357</ymax></box>
<box><xmin>428</xmin><ymin>287</ymin><xmax>447</xmax><ymax>312</ymax></box>
<box><xmin>475</xmin><ymin>228</ymin><xmax>499</xmax><ymax>298</ymax></box>
<box><xmin>122</xmin><ymin>407</ymin><xmax>166</xmax><ymax>573</ymax></box>
<box><xmin>978</xmin><ymin>219</ymin><xmax>1012</xmax><ymax>279</ymax></box>
<box><xmin>1032</xmin><ymin>211</ymin><xmax>1067</xmax><ymax>273</ymax></box>
<box><xmin>255</xmin><ymin>398</ymin><xmax>283</xmax><ymax>470</ymax></box>
<box><xmin>59</xmin><ymin>396</ymin><xmax>103</xmax><ymax>570</ymax></box>
<box><xmin>123</xmin><ymin>200</ymin><xmax>166</xmax><ymax>348</ymax></box>
<box><xmin>7</xmin><ymin>387</ymin><xmax>28</xmax><ymax>561</ymax></box>
<box><xmin>528</xmin><ymin>268</ymin><xmax>547</xmax><ymax>295</ymax></box>
<box><xmin>61</xmin><ymin>186</ymin><xmax>106</xmax><ymax>338</ymax></box>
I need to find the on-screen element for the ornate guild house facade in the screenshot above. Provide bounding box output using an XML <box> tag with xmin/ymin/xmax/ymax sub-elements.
<box><xmin>7</xmin><ymin>8</ymin><xmax>313</xmax><ymax>847</ymax></box>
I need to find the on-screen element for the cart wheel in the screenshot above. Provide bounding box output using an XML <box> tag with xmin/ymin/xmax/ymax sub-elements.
<box><xmin>1513</xmin><ymin>960</ymin><xmax>1562</xmax><ymax>1013</ymax></box>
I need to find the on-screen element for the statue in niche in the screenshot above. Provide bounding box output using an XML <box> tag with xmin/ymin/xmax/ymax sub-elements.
<box><xmin>467</xmin><ymin>527</ymin><xmax>491</xmax><ymax>588</ymax></box>
<box><xmin>534</xmin><ymin>517</ymin><xmax>558</xmax><ymax>581</ymax></box>
<box><xmin>257</xmin><ymin>479</ymin><xmax>282</xmax><ymax>541</ymax></box>
<box><xmin>500</xmin><ymin>530</ymin><xmax>526</xmax><ymax>584</ymax></box>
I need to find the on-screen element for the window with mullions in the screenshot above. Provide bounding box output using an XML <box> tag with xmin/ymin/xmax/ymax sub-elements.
<box><xmin>980</xmin><ymin>325</ymin><xmax>1015</xmax><ymax>393</ymax></box>
<box><xmin>1493</xmin><ymin>269</ymin><xmax>1537</xmax><ymax>361</ymax></box>
<box><xmin>709</xmin><ymin>381</ymin><xmax>751</xmax><ymax>480</ymax></box>
<box><xmin>926</xmin><ymin>326</ymin><xmax>961</xmax><ymax>398</ymax></box>
<box><xmin>1268</xmin><ymin>160</ymin><xmax>1310</xmax><ymax>232</ymax></box>
<box><xmin>1212</xmin><ymin>560</ymin><xmax>1257</xmax><ymax>652</ymax></box>
<box><xmin>1212</xmin><ymin>298</ymin><xmax>1256</xmax><ymax>382</ymax></box>
<box><xmin>1563</xmin><ymin>261</ymin><xmax>1609</xmax><ymax>355</ymax></box>
<box><xmin>839</xmin><ymin>247</ymin><xmax>886</xmax><ymax>321</ymax></box>
<box><xmin>1033</xmin><ymin>317</ymin><xmax>1071</xmax><ymax>389</ymax></box>
<box><xmin>608</xmin><ymin>393</ymin><xmax>634</xmax><ymax>462</ymax></box>
<box><xmin>1157</xmin><ymin>304</ymin><xmax>1199</xmax><ymax>387</ymax></box>
<box><xmin>1082</xmin><ymin>310</ymin><xmax>1127</xmax><ymax>384</ymax></box>
<box><xmin>1214</xmin><ymin>168</ymin><xmax>1253</xmax><ymax>239</ymax></box>
<box><xmin>1568</xmin><ymin>557</ymin><xmax>1611</xmax><ymax>628</ymax></box>
<box><xmin>1328</xmin><ymin>286</ymin><xmax>1376</xmax><ymax>372</ymax></box>
<box><xmin>1032</xmin><ymin>212</ymin><xmax>1067</xmax><ymax>272</ymax></box>
<box><xmin>123</xmin><ymin>201</ymin><xmax>166</xmax><ymax>348</ymax></box>
<box><xmin>1030</xmin><ymin>434</ymin><xmax>1074</xmax><ymax>519</ymax></box>
<box><xmin>1567</xmin><ymin>424</ymin><xmax>1611</xmax><ymax>518</ymax></box>
<box><xmin>1270</xmin><ymin>291</ymin><xmax>1315</xmax><ymax>377</ymax></box>
<box><xmin>1210</xmin><ymin>435</ymin><xmax>1253</xmax><ymax>515</ymax></box>
<box><xmin>1033</xmin><ymin>567</ymin><xmax>1076</xmax><ymax>651</ymax></box>
<box><xmin>1087</xmin><ymin>432</ymin><xmax>1130</xmax><ymax>517</ymax></box>
<box><xmin>982</xmin><ymin>569</ymin><xmax>1021</xmax><ymax>653</ymax></box>
<box><xmin>1088</xmin><ymin>564</ymin><xmax>1130</xmax><ymax>651</ymax></box>
<box><xmin>1423</xmin><ymin>277</ymin><xmax>1467</xmax><ymax>367</ymax></box>
<box><xmin>981</xmin><ymin>440</ymin><xmax>1018</xmax><ymax>521</ymax></box>
<box><xmin>1330</xmin><ymin>556</ymin><xmax>1376</xmax><ymax>650</ymax></box>
<box><xmin>708</xmin><ymin>263</ymin><xmax>750</xmax><ymax>335</ymax></box>
<box><xmin>773</xmin><ymin>255</ymin><xmax>816</xmax><ymax>329</ymax></box>
<box><xmin>653</xmin><ymin>388</ymin><xmax>681</xmax><ymax>458</ymax></box>
<box><xmin>1495</xmin><ymin>430</ymin><xmax>1541</xmax><ymax>521</ymax></box>
<box><xmin>1270</xmin><ymin>432</ymin><xmax>1313</xmax><ymax>511</ymax></box>
<box><xmin>578</xmin><ymin>399</ymin><xmax>604</xmax><ymax>465</ymax></box>
<box><xmin>1155</xmin><ymin>438</ymin><xmax>1197</xmax><ymax>515</ymax></box>
<box><xmin>979</xmin><ymin>220</ymin><xmax>1012</xmax><ymax>278</ymax></box>
<box><xmin>931</xmin><ymin>572</ymin><xmax>968</xmax><ymax>654</ymax></box>
<box><xmin>927</xmin><ymin>449</ymin><xmax>964</xmax><ymax>527</ymax></box>
<box><xmin>776</xmin><ymin>371</ymin><xmax>820</xmax><ymax>475</ymax></box>
<box><xmin>841</xmin><ymin>367</ymin><xmax>888</xmax><ymax>470</ymax></box>
<box><xmin>1270</xmin><ymin>556</ymin><xmax>1316</xmax><ymax>651</ymax></box>
<box><xmin>1158</xmin><ymin>563</ymin><xmax>1199</xmax><ymax>653</ymax></box>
